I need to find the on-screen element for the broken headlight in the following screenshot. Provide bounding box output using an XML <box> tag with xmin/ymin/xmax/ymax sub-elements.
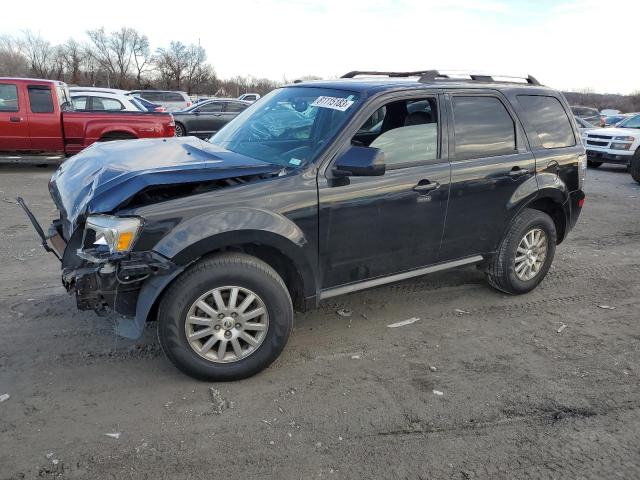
<box><xmin>83</xmin><ymin>215</ymin><xmax>142</xmax><ymax>256</ymax></box>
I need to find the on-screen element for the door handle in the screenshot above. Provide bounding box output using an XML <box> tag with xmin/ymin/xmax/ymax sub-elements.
<box><xmin>9</xmin><ymin>116</ymin><xmax>22</xmax><ymax>123</ymax></box>
<box><xmin>508</xmin><ymin>167</ymin><xmax>530</xmax><ymax>177</ymax></box>
<box><xmin>413</xmin><ymin>180</ymin><xmax>440</xmax><ymax>194</ymax></box>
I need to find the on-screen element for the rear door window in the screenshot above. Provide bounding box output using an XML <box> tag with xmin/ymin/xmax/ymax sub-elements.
<box><xmin>225</xmin><ymin>102</ymin><xmax>248</xmax><ymax>113</ymax></box>
<box><xmin>28</xmin><ymin>86</ymin><xmax>55</xmax><ymax>113</ymax></box>
<box><xmin>452</xmin><ymin>96</ymin><xmax>516</xmax><ymax>159</ymax></box>
<box><xmin>197</xmin><ymin>102</ymin><xmax>223</xmax><ymax>113</ymax></box>
<box><xmin>517</xmin><ymin>95</ymin><xmax>575</xmax><ymax>148</ymax></box>
<box><xmin>0</xmin><ymin>84</ymin><xmax>19</xmax><ymax>112</ymax></box>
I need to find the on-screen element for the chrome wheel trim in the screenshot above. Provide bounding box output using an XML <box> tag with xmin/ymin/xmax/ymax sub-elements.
<box><xmin>514</xmin><ymin>228</ymin><xmax>548</xmax><ymax>281</ymax></box>
<box><xmin>184</xmin><ymin>286</ymin><xmax>269</xmax><ymax>363</ymax></box>
<box><xmin>175</xmin><ymin>124</ymin><xmax>184</xmax><ymax>136</ymax></box>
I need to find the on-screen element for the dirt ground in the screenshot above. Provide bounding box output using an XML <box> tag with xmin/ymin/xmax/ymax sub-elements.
<box><xmin>0</xmin><ymin>162</ymin><xmax>639</xmax><ymax>479</ymax></box>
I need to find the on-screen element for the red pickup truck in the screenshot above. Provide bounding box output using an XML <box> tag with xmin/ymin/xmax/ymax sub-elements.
<box><xmin>0</xmin><ymin>78</ymin><xmax>175</xmax><ymax>156</ymax></box>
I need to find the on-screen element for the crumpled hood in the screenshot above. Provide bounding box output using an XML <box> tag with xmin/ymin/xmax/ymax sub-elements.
<box><xmin>49</xmin><ymin>136</ymin><xmax>281</xmax><ymax>235</ymax></box>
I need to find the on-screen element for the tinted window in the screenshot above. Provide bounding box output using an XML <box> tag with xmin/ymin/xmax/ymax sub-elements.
<box><xmin>197</xmin><ymin>102</ymin><xmax>223</xmax><ymax>113</ymax></box>
<box><xmin>226</xmin><ymin>102</ymin><xmax>248</xmax><ymax>113</ymax></box>
<box><xmin>354</xmin><ymin>98</ymin><xmax>438</xmax><ymax>167</ymax></box>
<box><xmin>518</xmin><ymin>95</ymin><xmax>575</xmax><ymax>148</ymax></box>
<box><xmin>72</xmin><ymin>96</ymin><xmax>88</xmax><ymax>110</ymax></box>
<box><xmin>0</xmin><ymin>84</ymin><xmax>19</xmax><ymax>112</ymax></box>
<box><xmin>164</xmin><ymin>92</ymin><xmax>185</xmax><ymax>102</ymax></box>
<box><xmin>27</xmin><ymin>87</ymin><xmax>53</xmax><ymax>113</ymax></box>
<box><xmin>452</xmin><ymin>96</ymin><xmax>516</xmax><ymax>159</ymax></box>
<box><xmin>141</xmin><ymin>92</ymin><xmax>163</xmax><ymax>102</ymax></box>
<box><xmin>28</xmin><ymin>86</ymin><xmax>54</xmax><ymax>113</ymax></box>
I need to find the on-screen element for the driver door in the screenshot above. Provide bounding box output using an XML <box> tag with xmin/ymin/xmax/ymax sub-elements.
<box><xmin>318</xmin><ymin>94</ymin><xmax>451</xmax><ymax>290</ymax></box>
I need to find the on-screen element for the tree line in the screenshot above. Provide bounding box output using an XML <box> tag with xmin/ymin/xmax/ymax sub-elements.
<box><xmin>0</xmin><ymin>28</ymin><xmax>285</xmax><ymax>96</ymax></box>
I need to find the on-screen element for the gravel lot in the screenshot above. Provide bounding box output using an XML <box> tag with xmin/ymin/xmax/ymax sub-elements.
<box><xmin>1</xmin><ymin>163</ymin><xmax>639</xmax><ymax>479</ymax></box>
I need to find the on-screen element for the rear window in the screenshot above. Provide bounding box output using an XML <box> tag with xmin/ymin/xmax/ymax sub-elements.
<box><xmin>518</xmin><ymin>95</ymin><xmax>575</xmax><ymax>149</ymax></box>
<box><xmin>28</xmin><ymin>86</ymin><xmax>54</xmax><ymax>113</ymax></box>
<box><xmin>164</xmin><ymin>92</ymin><xmax>185</xmax><ymax>102</ymax></box>
<box><xmin>452</xmin><ymin>96</ymin><xmax>516</xmax><ymax>159</ymax></box>
<box><xmin>141</xmin><ymin>92</ymin><xmax>163</xmax><ymax>102</ymax></box>
<box><xmin>0</xmin><ymin>84</ymin><xmax>19</xmax><ymax>112</ymax></box>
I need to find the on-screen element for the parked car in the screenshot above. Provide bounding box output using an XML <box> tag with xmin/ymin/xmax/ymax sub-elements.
<box><xmin>128</xmin><ymin>90</ymin><xmax>191</xmax><ymax>111</ymax></box>
<box><xmin>600</xmin><ymin>109</ymin><xmax>621</xmax><ymax>117</ymax></box>
<box><xmin>0</xmin><ymin>78</ymin><xmax>175</xmax><ymax>156</ymax></box>
<box><xmin>70</xmin><ymin>87</ymin><xmax>166</xmax><ymax>112</ymax></box>
<box><xmin>172</xmin><ymin>99</ymin><xmax>251</xmax><ymax>138</ymax></box>
<box><xmin>575</xmin><ymin>116</ymin><xmax>596</xmax><ymax>133</ymax></box>
<box><xmin>582</xmin><ymin>113</ymin><xmax>640</xmax><ymax>174</ymax></box>
<box><xmin>601</xmin><ymin>114</ymin><xmax>628</xmax><ymax>127</ymax></box>
<box><xmin>134</xmin><ymin>96</ymin><xmax>166</xmax><ymax>112</ymax></box>
<box><xmin>571</xmin><ymin>105</ymin><xmax>600</xmax><ymax>124</ymax></box>
<box><xmin>21</xmin><ymin>70</ymin><xmax>586</xmax><ymax>380</ymax></box>
<box><xmin>70</xmin><ymin>91</ymin><xmax>146</xmax><ymax>112</ymax></box>
<box><xmin>238</xmin><ymin>93</ymin><xmax>261</xmax><ymax>102</ymax></box>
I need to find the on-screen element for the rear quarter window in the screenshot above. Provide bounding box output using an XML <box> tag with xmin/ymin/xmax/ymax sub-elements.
<box><xmin>28</xmin><ymin>86</ymin><xmax>54</xmax><ymax>113</ymax></box>
<box><xmin>517</xmin><ymin>95</ymin><xmax>575</xmax><ymax>149</ymax></box>
<box><xmin>0</xmin><ymin>84</ymin><xmax>19</xmax><ymax>112</ymax></box>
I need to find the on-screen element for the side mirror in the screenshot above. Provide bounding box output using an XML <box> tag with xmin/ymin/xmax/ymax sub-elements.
<box><xmin>333</xmin><ymin>145</ymin><xmax>386</xmax><ymax>177</ymax></box>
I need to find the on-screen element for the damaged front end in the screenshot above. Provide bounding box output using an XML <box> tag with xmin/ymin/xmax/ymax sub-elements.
<box><xmin>20</xmin><ymin>200</ymin><xmax>180</xmax><ymax>338</ymax></box>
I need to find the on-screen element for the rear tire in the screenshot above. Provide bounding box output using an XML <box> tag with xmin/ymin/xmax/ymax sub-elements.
<box><xmin>630</xmin><ymin>149</ymin><xmax>640</xmax><ymax>184</ymax></box>
<box><xmin>99</xmin><ymin>132</ymin><xmax>136</xmax><ymax>142</ymax></box>
<box><xmin>485</xmin><ymin>209</ymin><xmax>557</xmax><ymax>295</ymax></box>
<box><xmin>587</xmin><ymin>160</ymin><xmax>602</xmax><ymax>168</ymax></box>
<box><xmin>157</xmin><ymin>253</ymin><xmax>293</xmax><ymax>381</ymax></box>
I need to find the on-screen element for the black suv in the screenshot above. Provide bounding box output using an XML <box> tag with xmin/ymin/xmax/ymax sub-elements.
<box><xmin>21</xmin><ymin>70</ymin><xmax>587</xmax><ymax>380</ymax></box>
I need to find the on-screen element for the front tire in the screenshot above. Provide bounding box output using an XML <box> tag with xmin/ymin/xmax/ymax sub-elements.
<box><xmin>587</xmin><ymin>159</ymin><xmax>602</xmax><ymax>168</ymax></box>
<box><xmin>631</xmin><ymin>149</ymin><xmax>640</xmax><ymax>184</ymax></box>
<box><xmin>485</xmin><ymin>209</ymin><xmax>557</xmax><ymax>295</ymax></box>
<box><xmin>174</xmin><ymin>123</ymin><xmax>186</xmax><ymax>137</ymax></box>
<box><xmin>157</xmin><ymin>253</ymin><xmax>293</xmax><ymax>381</ymax></box>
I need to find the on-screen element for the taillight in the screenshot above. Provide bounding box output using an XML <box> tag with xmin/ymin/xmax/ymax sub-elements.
<box><xmin>578</xmin><ymin>197</ymin><xmax>585</xmax><ymax>208</ymax></box>
<box><xmin>166</xmin><ymin>119</ymin><xmax>176</xmax><ymax>137</ymax></box>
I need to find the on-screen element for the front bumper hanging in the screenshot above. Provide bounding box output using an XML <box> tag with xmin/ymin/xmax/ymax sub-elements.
<box><xmin>16</xmin><ymin>197</ymin><xmax>66</xmax><ymax>260</ymax></box>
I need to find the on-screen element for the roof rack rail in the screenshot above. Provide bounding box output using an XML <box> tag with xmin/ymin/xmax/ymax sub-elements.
<box><xmin>341</xmin><ymin>70</ymin><xmax>541</xmax><ymax>86</ymax></box>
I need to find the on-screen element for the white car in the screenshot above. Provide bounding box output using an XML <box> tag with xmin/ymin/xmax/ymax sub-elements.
<box><xmin>582</xmin><ymin>114</ymin><xmax>640</xmax><ymax>168</ymax></box>
<box><xmin>128</xmin><ymin>90</ymin><xmax>192</xmax><ymax>112</ymax></box>
<box><xmin>238</xmin><ymin>93</ymin><xmax>261</xmax><ymax>102</ymax></box>
<box><xmin>70</xmin><ymin>91</ymin><xmax>146</xmax><ymax>112</ymax></box>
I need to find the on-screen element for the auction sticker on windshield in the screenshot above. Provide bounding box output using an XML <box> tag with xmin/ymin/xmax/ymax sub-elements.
<box><xmin>311</xmin><ymin>96</ymin><xmax>354</xmax><ymax>112</ymax></box>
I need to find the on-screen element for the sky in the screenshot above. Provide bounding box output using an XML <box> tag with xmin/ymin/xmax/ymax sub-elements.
<box><xmin>1</xmin><ymin>0</ymin><xmax>639</xmax><ymax>94</ymax></box>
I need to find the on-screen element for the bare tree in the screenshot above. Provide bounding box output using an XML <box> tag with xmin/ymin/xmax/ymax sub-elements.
<box><xmin>131</xmin><ymin>32</ymin><xmax>151</xmax><ymax>88</ymax></box>
<box><xmin>86</xmin><ymin>27</ymin><xmax>142</xmax><ymax>88</ymax></box>
<box><xmin>60</xmin><ymin>38</ymin><xmax>86</xmax><ymax>84</ymax></box>
<box><xmin>154</xmin><ymin>41</ymin><xmax>189</xmax><ymax>90</ymax></box>
<box><xmin>21</xmin><ymin>30</ymin><xmax>57</xmax><ymax>78</ymax></box>
<box><xmin>0</xmin><ymin>35</ymin><xmax>29</xmax><ymax>76</ymax></box>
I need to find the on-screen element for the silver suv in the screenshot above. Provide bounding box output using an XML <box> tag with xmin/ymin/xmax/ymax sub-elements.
<box><xmin>128</xmin><ymin>90</ymin><xmax>191</xmax><ymax>112</ymax></box>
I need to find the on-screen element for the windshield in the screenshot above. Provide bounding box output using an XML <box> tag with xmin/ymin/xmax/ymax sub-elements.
<box><xmin>208</xmin><ymin>87</ymin><xmax>361</xmax><ymax>168</ymax></box>
<box><xmin>617</xmin><ymin>115</ymin><xmax>640</xmax><ymax>129</ymax></box>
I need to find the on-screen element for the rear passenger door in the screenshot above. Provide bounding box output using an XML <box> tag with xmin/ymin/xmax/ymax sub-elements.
<box><xmin>0</xmin><ymin>82</ymin><xmax>30</xmax><ymax>150</ymax></box>
<box><xmin>26</xmin><ymin>85</ymin><xmax>64</xmax><ymax>152</ymax></box>
<box><xmin>439</xmin><ymin>92</ymin><xmax>537</xmax><ymax>260</ymax></box>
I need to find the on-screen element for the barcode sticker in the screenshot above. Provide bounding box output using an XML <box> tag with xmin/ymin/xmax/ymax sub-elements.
<box><xmin>311</xmin><ymin>96</ymin><xmax>354</xmax><ymax>112</ymax></box>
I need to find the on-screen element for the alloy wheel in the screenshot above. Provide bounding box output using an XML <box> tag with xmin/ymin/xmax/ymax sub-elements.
<box><xmin>514</xmin><ymin>228</ymin><xmax>548</xmax><ymax>281</ymax></box>
<box><xmin>184</xmin><ymin>286</ymin><xmax>269</xmax><ymax>363</ymax></box>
